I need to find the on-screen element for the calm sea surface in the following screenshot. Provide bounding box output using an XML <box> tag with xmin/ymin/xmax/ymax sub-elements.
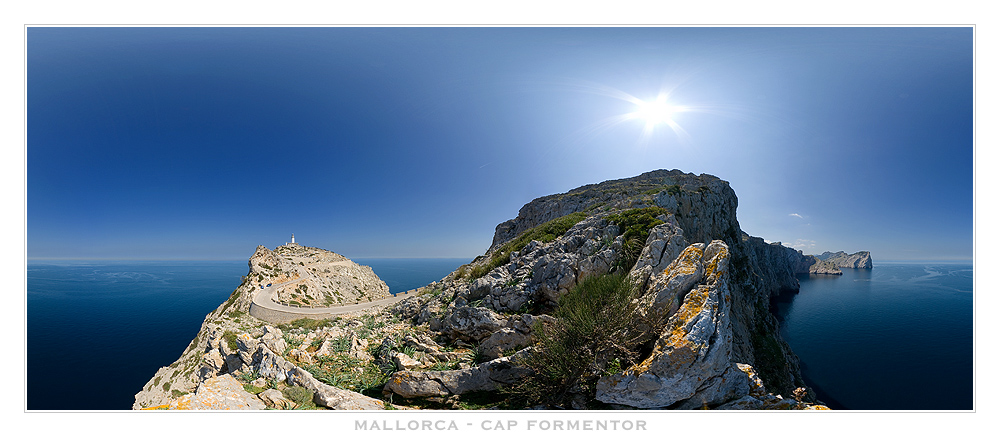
<box><xmin>775</xmin><ymin>263</ymin><xmax>973</xmax><ymax>410</ymax></box>
<box><xmin>27</xmin><ymin>260</ymin><xmax>972</xmax><ymax>410</ymax></box>
<box><xmin>26</xmin><ymin>258</ymin><xmax>467</xmax><ymax>410</ymax></box>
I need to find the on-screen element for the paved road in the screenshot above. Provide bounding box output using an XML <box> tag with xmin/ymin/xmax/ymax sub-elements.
<box><xmin>251</xmin><ymin>278</ymin><xmax>413</xmax><ymax>316</ymax></box>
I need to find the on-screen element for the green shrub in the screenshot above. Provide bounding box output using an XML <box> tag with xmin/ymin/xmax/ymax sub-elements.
<box><xmin>223</xmin><ymin>331</ymin><xmax>240</xmax><ymax>351</ymax></box>
<box><xmin>606</xmin><ymin>207</ymin><xmax>667</xmax><ymax>271</ymax></box>
<box><xmin>506</xmin><ymin>273</ymin><xmax>653</xmax><ymax>407</ymax></box>
<box><xmin>606</xmin><ymin>206</ymin><xmax>666</xmax><ymax>243</ymax></box>
<box><xmin>289</xmin><ymin>318</ymin><xmax>335</xmax><ymax>331</ymax></box>
<box><xmin>282</xmin><ymin>386</ymin><xmax>316</xmax><ymax>408</ymax></box>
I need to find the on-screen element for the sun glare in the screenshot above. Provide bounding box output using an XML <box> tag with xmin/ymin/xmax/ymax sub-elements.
<box><xmin>632</xmin><ymin>98</ymin><xmax>682</xmax><ymax>126</ymax></box>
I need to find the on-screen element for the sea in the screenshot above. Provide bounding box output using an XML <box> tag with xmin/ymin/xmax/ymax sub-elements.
<box><xmin>775</xmin><ymin>263</ymin><xmax>974</xmax><ymax>410</ymax></box>
<box><xmin>25</xmin><ymin>259</ymin><xmax>973</xmax><ymax>410</ymax></box>
<box><xmin>25</xmin><ymin>258</ymin><xmax>467</xmax><ymax>410</ymax></box>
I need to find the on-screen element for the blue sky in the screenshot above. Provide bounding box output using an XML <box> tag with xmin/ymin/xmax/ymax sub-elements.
<box><xmin>27</xmin><ymin>27</ymin><xmax>973</xmax><ymax>261</ymax></box>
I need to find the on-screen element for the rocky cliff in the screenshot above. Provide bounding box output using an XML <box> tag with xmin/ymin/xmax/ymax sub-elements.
<box><xmin>817</xmin><ymin>251</ymin><xmax>873</xmax><ymax>269</ymax></box>
<box><xmin>132</xmin><ymin>245</ymin><xmax>388</xmax><ymax>410</ymax></box>
<box><xmin>134</xmin><ymin>169</ymin><xmax>839</xmax><ymax>411</ymax></box>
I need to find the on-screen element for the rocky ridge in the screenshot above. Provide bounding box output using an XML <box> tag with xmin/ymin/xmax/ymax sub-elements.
<box><xmin>135</xmin><ymin>169</ymin><xmax>843</xmax><ymax>410</ymax></box>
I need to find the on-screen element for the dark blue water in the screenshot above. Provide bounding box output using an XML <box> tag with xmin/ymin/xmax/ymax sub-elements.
<box><xmin>775</xmin><ymin>263</ymin><xmax>973</xmax><ymax>410</ymax></box>
<box><xmin>26</xmin><ymin>258</ymin><xmax>467</xmax><ymax>410</ymax></box>
<box><xmin>354</xmin><ymin>258</ymin><xmax>467</xmax><ymax>296</ymax></box>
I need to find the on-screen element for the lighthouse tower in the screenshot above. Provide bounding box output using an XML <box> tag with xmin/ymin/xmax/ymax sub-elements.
<box><xmin>291</xmin><ymin>233</ymin><xmax>295</xmax><ymax>244</ymax></box>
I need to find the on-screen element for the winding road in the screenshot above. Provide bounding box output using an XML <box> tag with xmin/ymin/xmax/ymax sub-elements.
<box><xmin>250</xmin><ymin>278</ymin><xmax>413</xmax><ymax>319</ymax></box>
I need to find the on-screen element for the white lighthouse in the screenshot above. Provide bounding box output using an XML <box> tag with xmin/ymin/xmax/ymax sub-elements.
<box><xmin>291</xmin><ymin>233</ymin><xmax>295</xmax><ymax>244</ymax></box>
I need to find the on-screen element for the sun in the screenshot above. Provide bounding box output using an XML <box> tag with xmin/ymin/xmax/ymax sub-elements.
<box><xmin>631</xmin><ymin>98</ymin><xmax>682</xmax><ymax>126</ymax></box>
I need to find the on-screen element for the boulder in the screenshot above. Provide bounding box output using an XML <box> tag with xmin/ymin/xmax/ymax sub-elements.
<box><xmin>393</xmin><ymin>352</ymin><xmax>422</xmax><ymax>371</ymax></box>
<box><xmin>259</xmin><ymin>326</ymin><xmax>287</xmax><ymax>356</ymax></box>
<box><xmin>253</xmin><ymin>344</ymin><xmax>295</xmax><ymax>383</ymax></box>
<box><xmin>478</xmin><ymin>328</ymin><xmax>530</xmax><ymax>361</ymax></box>
<box><xmin>441</xmin><ymin>306</ymin><xmax>505</xmax><ymax>342</ymax></box>
<box><xmin>384</xmin><ymin>351</ymin><xmax>531</xmax><ymax>398</ymax></box>
<box><xmin>258</xmin><ymin>388</ymin><xmax>295</xmax><ymax>410</ymax></box>
<box><xmin>199</xmin><ymin>349</ymin><xmax>226</xmax><ymax>380</ymax></box>
<box><xmin>168</xmin><ymin>374</ymin><xmax>265</xmax><ymax>410</ymax></box>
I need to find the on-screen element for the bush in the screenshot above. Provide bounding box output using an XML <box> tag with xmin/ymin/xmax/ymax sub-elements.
<box><xmin>223</xmin><ymin>331</ymin><xmax>240</xmax><ymax>351</ymax></box>
<box><xmin>289</xmin><ymin>317</ymin><xmax>335</xmax><ymax>331</ymax></box>
<box><xmin>507</xmin><ymin>273</ymin><xmax>655</xmax><ymax>407</ymax></box>
<box><xmin>606</xmin><ymin>207</ymin><xmax>666</xmax><ymax>243</ymax></box>
<box><xmin>282</xmin><ymin>386</ymin><xmax>316</xmax><ymax>408</ymax></box>
<box><xmin>606</xmin><ymin>207</ymin><xmax>666</xmax><ymax>271</ymax></box>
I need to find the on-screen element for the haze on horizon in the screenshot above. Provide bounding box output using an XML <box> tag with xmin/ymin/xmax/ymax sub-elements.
<box><xmin>27</xmin><ymin>27</ymin><xmax>973</xmax><ymax>262</ymax></box>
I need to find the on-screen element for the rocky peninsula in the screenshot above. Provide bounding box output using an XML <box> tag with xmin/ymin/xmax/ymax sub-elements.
<box><xmin>134</xmin><ymin>169</ymin><xmax>847</xmax><ymax>410</ymax></box>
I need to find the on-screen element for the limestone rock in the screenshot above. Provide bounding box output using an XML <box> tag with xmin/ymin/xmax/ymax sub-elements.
<box><xmin>393</xmin><ymin>352</ymin><xmax>422</xmax><ymax>371</ymax></box>
<box><xmin>384</xmin><ymin>352</ymin><xmax>531</xmax><ymax>398</ymax></box>
<box><xmin>478</xmin><ymin>314</ymin><xmax>552</xmax><ymax>360</ymax></box>
<box><xmin>199</xmin><ymin>349</ymin><xmax>226</xmax><ymax>380</ymax></box>
<box><xmin>479</xmin><ymin>328</ymin><xmax>530</xmax><ymax>361</ymax></box>
<box><xmin>259</xmin><ymin>326</ymin><xmax>287</xmax><ymax>356</ymax></box>
<box><xmin>644</xmin><ymin>243</ymin><xmax>706</xmax><ymax>318</ymax></box>
<box><xmin>258</xmin><ymin>389</ymin><xmax>295</xmax><ymax>410</ymax></box>
<box><xmin>253</xmin><ymin>344</ymin><xmax>296</xmax><ymax>383</ymax></box>
<box><xmin>440</xmin><ymin>306</ymin><xmax>505</xmax><ymax>341</ymax></box>
<box><xmin>288</xmin><ymin>348</ymin><xmax>313</xmax><ymax>365</ymax></box>
<box><xmin>597</xmin><ymin>241</ymin><xmax>746</xmax><ymax>409</ymax></box>
<box><xmin>629</xmin><ymin>220</ymin><xmax>690</xmax><ymax>289</ymax></box>
<box><xmin>167</xmin><ymin>374</ymin><xmax>265</xmax><ymax>410</ymax></box>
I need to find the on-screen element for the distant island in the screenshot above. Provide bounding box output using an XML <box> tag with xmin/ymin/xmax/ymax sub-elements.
<box><xmin>135</xmin><ymin>169</ymin><xmax>861</xmax><ymax>410</ymax></box>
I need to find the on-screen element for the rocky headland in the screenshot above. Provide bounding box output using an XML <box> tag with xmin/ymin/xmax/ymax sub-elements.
<box><xmin>817</xmin><ymin>251</ymin><xmax>874</xmax><ymax>269</ymax></box>
<box><xmin>134</xmin><ymin>169</ymin><xmax>845</xmax><ymax>410</ymax></box>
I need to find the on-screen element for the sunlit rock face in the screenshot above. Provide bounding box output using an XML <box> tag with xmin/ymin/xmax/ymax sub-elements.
<box><xmin>816</xmin><ymin>251</ymin><xmax>873</xmax><ymax>269</ymax></box>
<box><xmin>596</xmin><ymin>240</ymin><xmax>753</xmax><ymax>409</ymax></box>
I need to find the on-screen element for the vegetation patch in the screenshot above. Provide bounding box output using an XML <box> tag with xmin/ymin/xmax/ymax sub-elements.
<box><xmin>282</xmin><ymin>385</ymin><xmax>317</xmax><ymax>409</ymax></box>
<box><xmin>223</xmin><ymin>330</ymin><xmax>240</xmax><ymax>351</ymax></box>
<box><xmin>606</xmin><ymin>206</ymin><xmax>666</xmax><ymax>243</ymax></box>
<box><xmin>278</xmin><ymin>317</ymin><xmax>334</xmax><ymax>332</ymax></box>
<box><xmin>607</xmin><ymin>206</ymin><xmax>667</xmax><ymax>270</ymax></box>
<box><xmin>506</xmin><ymin>273</ymin><xmax>655</xmax><ymax>407</ymax></box>
<box><xmin>470</xmin><ymin>212</ymin><xmax>588</xmax><ymax>279</ymax></box>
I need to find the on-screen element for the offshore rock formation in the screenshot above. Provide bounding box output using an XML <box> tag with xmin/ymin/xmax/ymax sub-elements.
<box><xmin>136</xmin><ymin>169</ymin><xmax>842</xmax><ymax>411</ymax></box>
<box><xmin>817</xmin><ymin>251</ymin><xmax>873</xmax><ymax>269</ymax></box>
